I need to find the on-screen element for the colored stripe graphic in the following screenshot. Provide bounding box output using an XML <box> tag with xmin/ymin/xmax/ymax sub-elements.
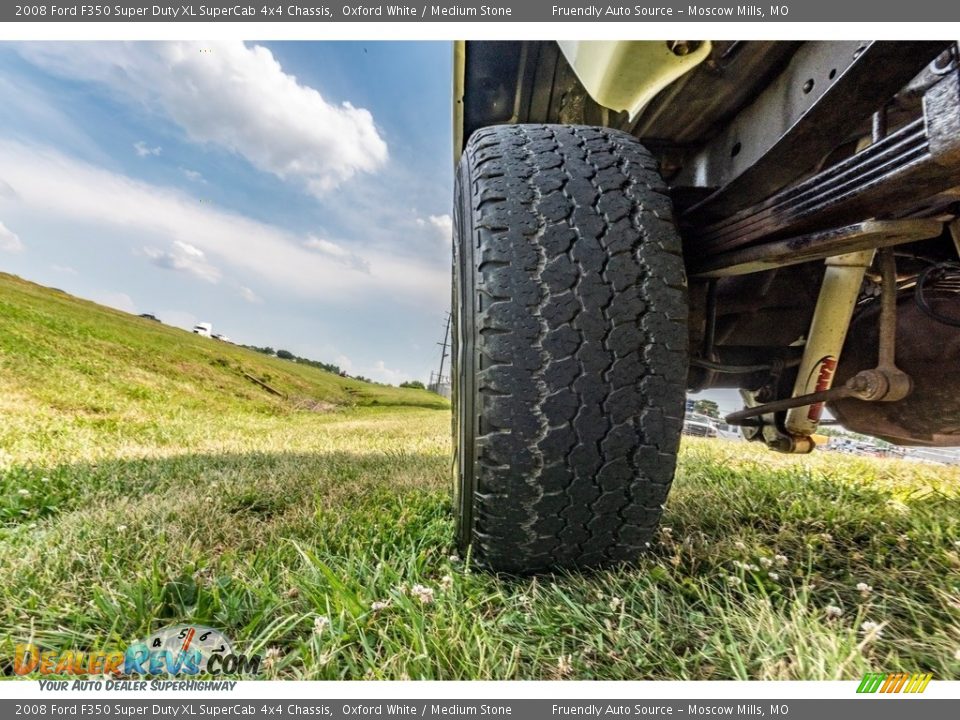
<box><xmin>909</xmin><ymin>673</ymin><xmax>933</xmax><ymax>693</ymax></box>
<box><xmin>857</xmin><ymin>673</ymin><xmax>886</xmax><ymax>693</ymax></box>
<box><xmin>857</xmin><ymin>672</ymin><xmax>932</xmax><ymax>693</ymax></box>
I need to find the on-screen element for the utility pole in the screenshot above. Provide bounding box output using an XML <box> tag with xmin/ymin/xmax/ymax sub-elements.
<box><xmin>437</xmin><ymin>312</ymin><xmax>451</xmax><ymax>385</ymax></box>
<box><xmin>428</xmin><ymin>313</ymin><xmax>452</xmax><ymax>397</ymax></box>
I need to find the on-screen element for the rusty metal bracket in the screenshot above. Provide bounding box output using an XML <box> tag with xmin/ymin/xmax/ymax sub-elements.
<box><xmin>727</xmin><ymin>382</ymin><xmax>858</xmax><ymax>424</ymax></box>
<box><xmin>690</xmin><ymin>219</ymin><xmax>942</xmax><ymax>278</ymax></box>
<box><xmin>871</xmin><ymin>248</ymin><xmax>913</xmax><ymax>401</ymax></box>
<box><xmin>726</xmin><ymin>368</ymin><xmax>903</xmax><ymax>425</ymax></box>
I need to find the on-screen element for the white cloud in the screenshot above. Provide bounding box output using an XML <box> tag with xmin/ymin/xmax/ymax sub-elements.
<box><xmin>0</xmin><ymin>220</ymin><xmax>23</xmax><ymax>252</ymax></box>
<box><xmin>51</xmin><ymin>264</ymin><xmax>77</xmax><ymax>274</ymax></box>
<box><xmin>429</xmin><ymin>214</ymin><xmax>452</xmax><ymax>236</ymax></box>
<box><xmin>176</xmin><ymin>240</ymin><xmax>202</xmax><ymax>257</ymax></box>
<box><xmin>143</xmin><ymin>240</ymin><xmax>221</xmax><ymax>283</ymax></box>
<box><xmin>303</xmin><ymin>235</ymin><xmax>370</xmax><ymax>273</ymax></box>
<box><xmin>368</xmin><ymin>360</ymin><xmax>407</xmax><ymax>385</ymax></box>
<box><xmin>133</xmin><ymin>141</ymin><xmax>161</xmax><ymax>157</ymax></box>
<box><xmin>19</xmin><ymin>42</ymin><xmax>388</xmax><ymax>195</ymax></box>
<box><xmin>0</xmin><ymin>140</ymin><xmax>446</xmax><ymax>305</ymax></box>
<box><xmin>418</xmin><ymin>213</ymin><xmax>453</xmax><ymax>243</ymax></box>
<box><xmin>336</xmin><ymin>355</ymin><xmax>408</xmax><ymax>385</ymax></box>
<box><xmin>181</xmin><ymin>168</ymin><xmax>206</xmax><ymax>183</ymax></box>
<box><xmin>238</xmin><ymin>285</ymin><xmax>262</xmax><ymax>304</ymax></box>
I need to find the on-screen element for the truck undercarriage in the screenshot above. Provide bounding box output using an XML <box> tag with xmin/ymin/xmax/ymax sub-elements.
<box><xmin>456</xmin><ymin>40</ymin><xmax>960</xmax><ymax>451</ymax></box>
<box><xmin>451</xmin><ymin>40</ymin><xmax>960</xmax><ymax>571</ymax></box>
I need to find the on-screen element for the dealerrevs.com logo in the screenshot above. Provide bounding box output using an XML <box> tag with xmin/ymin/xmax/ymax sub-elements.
<box><xmin>14</xmin><ymin>624</ymin><xmax>262</xmax><ymax>677</ymax></box>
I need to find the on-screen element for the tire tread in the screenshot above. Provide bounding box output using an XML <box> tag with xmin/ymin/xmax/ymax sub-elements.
<box><xmin>457</xmin><ymin>124</ymin><xmax>688</xmax><ymax>573</ymax></box>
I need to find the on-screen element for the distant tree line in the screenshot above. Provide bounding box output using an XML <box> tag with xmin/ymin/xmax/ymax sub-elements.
<box><xmin>242</xmin><ymin>345</ymin><xmax>425</xmax><ymax>389</ymax></box>
<box><xmin>242</xmin><ymin>345</ymin><xmax>343</xmax><ymax>376</ymax></box>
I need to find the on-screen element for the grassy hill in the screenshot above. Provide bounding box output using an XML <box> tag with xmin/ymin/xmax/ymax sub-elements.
<box><xmin>0</xmin><ymin>272</ymin><xmax>446</xmax><ymax>465</ymax></box>
<box><xmin>1</xmin><ymin>271</ymin><xmax>958</xmax><ymax>680</ymax></box>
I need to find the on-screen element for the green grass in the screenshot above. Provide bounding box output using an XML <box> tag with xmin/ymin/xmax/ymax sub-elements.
<box><xmin>1</xmin><ymin>271</ymin><xmax>959</xmax><ymax>680</ymax></box>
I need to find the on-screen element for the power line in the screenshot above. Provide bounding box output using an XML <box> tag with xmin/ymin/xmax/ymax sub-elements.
<box><xmin>429</xmin><ymin>312</ymin><xmax>451</xmax><ymax>398</ymax></box>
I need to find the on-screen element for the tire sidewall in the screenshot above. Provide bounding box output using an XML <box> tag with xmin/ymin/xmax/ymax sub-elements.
<box><xmin>452</xmin><ymin>154</ymin><xmax>477</xmax><ymax>551</ymax></box>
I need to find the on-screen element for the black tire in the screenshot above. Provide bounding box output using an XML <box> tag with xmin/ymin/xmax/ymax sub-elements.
<box><xmin>452</xmin><ymin>124</ymin><xmax>688</xmax><ymax>574</ymax></box>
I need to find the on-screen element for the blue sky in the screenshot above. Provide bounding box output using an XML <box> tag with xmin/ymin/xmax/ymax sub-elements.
<box><xmin>0</xmin><ymin>41</ymin><xmax>454</xmax><ymax>384</ymax></box>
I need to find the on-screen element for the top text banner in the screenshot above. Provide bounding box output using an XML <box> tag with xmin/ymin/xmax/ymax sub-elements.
<box><xmin>7</xmin><ymin>1</ymin><xmax>960</xmax><ymax>22</ymax></box>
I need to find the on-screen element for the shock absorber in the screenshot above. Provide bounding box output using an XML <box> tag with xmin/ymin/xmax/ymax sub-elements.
<box><xmin>784</xmin><ymin>250</ymin><xmax>875</xmax><ymax>436</ymax></box>
<box><xmin>726</xmin><ymin>246</ymin><xmax>914</xmax><ymax>434</ymax></box>
<box><xmin>786</xmin><ymin>107</ymin><xmax>886</xmax><ymax>438</ymax></box>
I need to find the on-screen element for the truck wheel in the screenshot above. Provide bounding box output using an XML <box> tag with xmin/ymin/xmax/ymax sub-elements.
<box><xmin>452</xmin><ymin>125</ymin><xmax>688</xmax><ymax>573</ymax></box>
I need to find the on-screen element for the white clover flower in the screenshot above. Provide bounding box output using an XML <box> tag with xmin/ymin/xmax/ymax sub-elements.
<box><xmin>17</xmin><ymin>489</ymin><xmax>29</xmax><ymax>496</ymax></box>
<box><xmin>263</xmin><ymin>647</ymin><xmax>282</xmax><ymax>669</ymax></box>
<box><xmin>410</xmin><ymin>584</ymin><xmax>435</xmax><ymax>604</ymax></box>
<box><xmin>371</xmin><ymin>600</ymin><xmax>391</xmax><ymax>612</ymax></box>
<box><xmin>40</xmin><ymin>477</ymin><xmax>50</xmax><ymax>483</ymax></box>
<box><xmin>661</xmin><ymin>527</ymin><xmax>673</xmax><ymax>535</ymax></box>
<box><xmin>825</xmin><ymin>605</ymin><xmax>844</xmax><ymax>619</ymax></box>
<box><xmin>768</xmin><ymin>572</ymin><xmax>780</xmax><ymax>581</ymax></box>
<box><xmin>856</xmin><ymin>582</ymin><xmax>873</xmax><ymax>595</ymax></box>
<box><xmin>759</xmin><ymin>557</ymin><xmax>773</xmax><ymax>568</ymax></box>
<box><xmin>726</xmin><ymin>575</ymin><xmax>741</xmax><ymax>586</ymax></box>
<box><xmin>439</xmin><ymin>575</ymin><xmax>454</xmax><ymax>591</ymax></box>
<box><xmin>313</xmin><ymin>615</ymin><xmax>331</xmax><ymax>634</ymax></box>
<box><xmin>448</xmin><ymin>554</ymin><xmax>461</xmax><ymax>563</ymax></box>
<box><xmin>116</xmin><ymin>525</ymin><xmax>128</xmax><ymax>532</ymax></box>
<box><xmin>609</xmin><ymin>597</ymin><xmax>623</xmax><ymax>611</ymax></box>
<box><xmin>734</xmin><ymin>541</ymin><xmax>747</xmax><ymax>550</ymax></box>
<box><xmin>860</xmin><ymin>621</ymin><xmax>884</xmax><ymax>638</ymax></box>
<box><xmin>774</xmin><ymin>554</ymin><xmax>789</xmax><ymax>565</ymax></box>
<box><xmin>748</xmin><ymin>564</ymin><xmax>760</xmax><ymax>572</ymax></box>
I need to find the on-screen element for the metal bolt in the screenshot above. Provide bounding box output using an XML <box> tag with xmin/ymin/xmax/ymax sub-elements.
<box><xmin>667</xmin><ymin>41</ymin><xmax>702</xmax><ymax>57</ymax></box>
